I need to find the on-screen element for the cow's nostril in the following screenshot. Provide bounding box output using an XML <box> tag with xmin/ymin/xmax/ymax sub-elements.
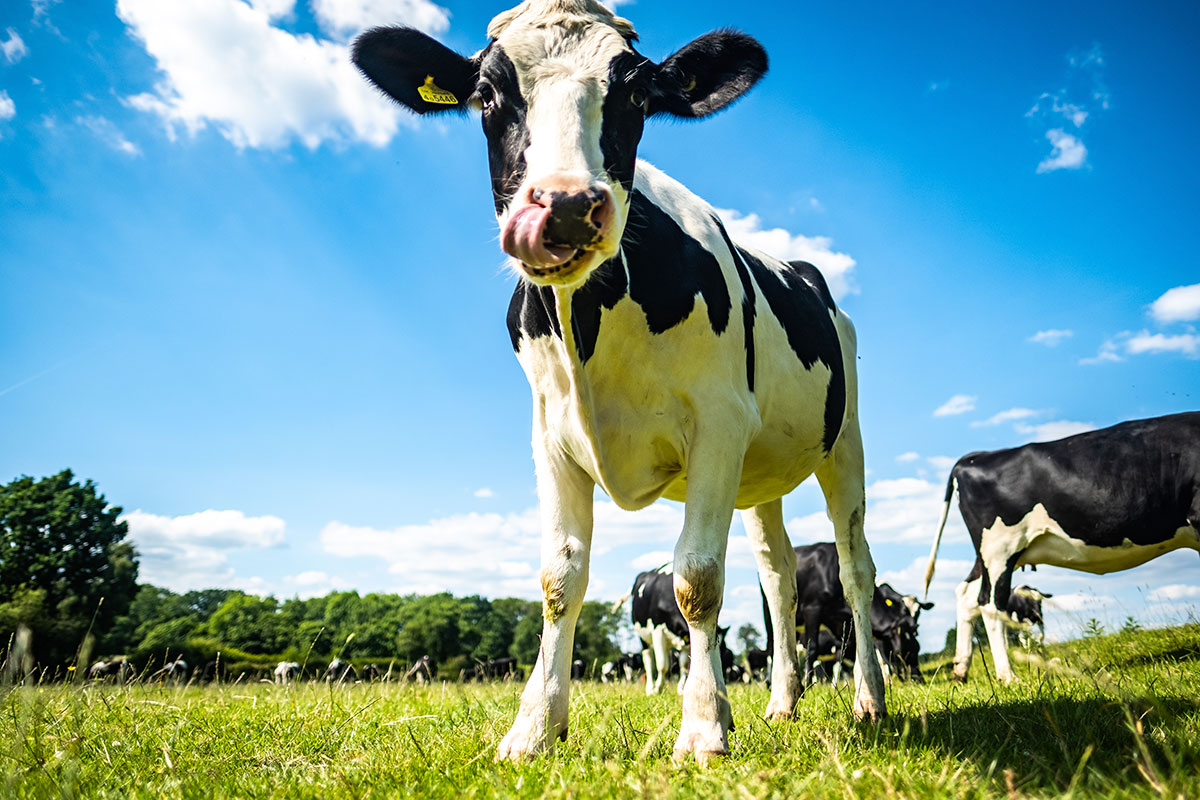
<box><xmin>531</xmin><ymin>188</ymin><xmax>545</xmax><ymax>204</ymax></box>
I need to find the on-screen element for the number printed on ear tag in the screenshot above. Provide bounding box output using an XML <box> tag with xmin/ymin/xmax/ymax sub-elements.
<box><xmin>418</xmin><ymin>75</ymin><xmax>458</xmax><ymax>105</ymax></box>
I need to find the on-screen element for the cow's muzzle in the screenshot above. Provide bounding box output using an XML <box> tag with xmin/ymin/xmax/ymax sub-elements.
<box><xmin>501</xmin><ymin>180</ymin><xmax>616</xmax><ymax>280</ymax></box>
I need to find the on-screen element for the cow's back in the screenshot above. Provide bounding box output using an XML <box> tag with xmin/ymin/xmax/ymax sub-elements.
<box><xmin>955</xmin><ymin>412</ymin><xmax>1200</xmax><ymax>550</ymax></box>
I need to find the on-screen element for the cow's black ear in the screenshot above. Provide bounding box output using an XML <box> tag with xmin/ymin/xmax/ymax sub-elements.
<box><xmin>1040</xmin><ymin>592</ymin><xmax>1053</xmax><ymax>599</ymax></box>
<box><xmin>920</xmin><ymin>600</ymin><xmax>935</xmax><ymax>610</ymax></box>
<box><xmin>353</xmin><ymin>26</ymin><xmax>478</xmax><ymax>115</ymax></box>
<box><xmin>649</xmin><ymin>30</ymin><xmax>767</xmax><ymax>118</ymax></box>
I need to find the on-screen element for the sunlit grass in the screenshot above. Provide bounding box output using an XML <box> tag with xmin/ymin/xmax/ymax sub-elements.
<box><xmin>3</xmin><ymin>625</ymin><xmax>1198</xmax><ymax>798</ymax></box>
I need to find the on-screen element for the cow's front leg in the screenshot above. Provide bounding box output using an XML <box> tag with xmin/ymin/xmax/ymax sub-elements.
<box><xmin>495</xmin><ymin>449</ymin><xmax>593</xmax><ymax>761</ymax></box>
<box><xmin>742</xmin><ymin>500</ymin><xmax>802</xmax><ymax>720</ymax></box>
<box><xmin>672</xmin><ymin>442</ymin><xmax>741</xmax><ymax>765</ymax></box>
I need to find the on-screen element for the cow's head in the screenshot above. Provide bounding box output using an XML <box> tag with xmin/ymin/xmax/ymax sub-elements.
<box><xmin>873</xmin><ymin>585</ymin><xmax>926</xmax><ymax>682</ymax></box>
<box><xmin>353</xmin><ymin>0</ymin><xmax>767</xmax><ymax>287</ymax></box>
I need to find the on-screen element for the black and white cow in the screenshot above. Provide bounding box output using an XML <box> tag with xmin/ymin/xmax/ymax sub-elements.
<box><xmin>1008</xmin><ymin>585</ymin><xmax>1051</xmax><ymax>645</ymax></box>
<box><xmin>405</xmin><ymin>655</ymin><xmax>434</xmax><ymax>683</ymax></box>
<box><xmin>601</xmin><ymin>652</ymin><xmax>642</xmax><ymax>683</ymax></box>
<box><xmin>764</xmin><ymin>543</ymin><xmax>928</xmax><ymax>685</ymax></box>
<box><xmin>328</xmin><ymin>658</ymin><xmax>357</xmax><ymax>683</ymax></box>
<box><xmin>924</xmin><ymin>412</ymin><xmax>1200</xmax><ymax>682</ymax></box>
<box><xmin>353</xmin><ymin>0</ymin><xmax>887</xmax><ymax>762</ymax></box>
<box><xmin>631</xmin><ymin>566</ymin><xmax>735</xmax><ymax>695</ymax></box>
<box><xmin>273</xmin><ymin>661</ymin><xmax>300</xmax><ymax>685</ymax></box>
<box><xmin>88</xmin><ymin>659</ymin><xmax>134</xmax><ymax>682</ymax></box>
<box><xmin>742</xmin><ymin>647</ymin><xmax>770</xmax><ymax>683</ymax></box>
<box><xmin>360</xmin><ymin>663</ymin><xmax>383</xmax><ymax>682</ymax></box>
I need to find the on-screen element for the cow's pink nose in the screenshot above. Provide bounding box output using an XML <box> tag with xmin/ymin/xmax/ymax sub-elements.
<box><xmin>531</xmin><ymin>185</ymin><xmax>614</xmax><ymax>248</ymax></box>
<box><xmin>501</xmin><ymin>181</ymin><xmax>615</xmax><ymax>269</ymax></box>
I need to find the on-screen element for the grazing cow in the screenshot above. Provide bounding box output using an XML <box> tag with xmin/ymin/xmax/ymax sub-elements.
<box><xmin>328</xmin><ymin>658</ymin><xmax>357</xmax><ymax>683</ymax></box>
<box><xmin>273</xmin><ymin>661</ymin><xmax>300</xmax><ymax>685</ymax></box>
<box><xmin>766</xmin><ymin>544</ymin><xmax>927</xmax><ymax>686</ymax></box>
<box><xmin>486</xmin><ymin>657</ymin><xmax>523</xmax><ymax>681</ymax></box>
<box><xmin>1008</xmin><ymin>586</ymin><xmax>1051</xmax><ymax>645</ymax></box>
<box><xmin>601</xmin><ymin>652</ymin><xmax>643</xmax><ymax>683</ymax></box>
<box><xmin>743</xmin><ymin>647</ymin><xmax>770</xmax><ymax>683</ymax></box>
<box><xmin>571</xmin><ymin>659</ymin><xmax>586</xmax><ymax>681</ymax></box>
<box><xmin>631</xmin><ymin>567</ymin><xmax>734</xmax><ymax>695</ymax></box>
<box><xmin>163</xmin><ymin>657</ymin><xmax>189</xmax><ymax>681</ymax></box>
<box><xmin>202</xmin><ymin>659</ymin><xmax>226</xmax><ymax>683</ymax></box>
<box><xmin>361</xmin><ymin>663</ymin><xmax>382</xmax><ymax>682</ymax></box>
<box><xmin>88</xmin><ymin>659</ymin><xmax>133</xmax><ymax>682</ymax></box>
<box><xmin>353</xmin><ymin>0</ymin><xmax>887</xmax><ymax>762</ymax></box>
<box><xmin>924</xmin><ymin>412</ymin><xmax>1200</xmax><ymax>683</ymax></box>
<box><xmin>405</xmin><ymin>655</ymin><xmax>434</xmax><ymax>683</ymax></box>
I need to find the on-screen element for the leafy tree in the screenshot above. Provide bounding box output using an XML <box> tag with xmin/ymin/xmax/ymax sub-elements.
<box><xmin>207</xmin><ymin>594</ymin><xmax>286</xmax><ymax>653</ymax></box>
<box><xmin>736</xmin><ymin>623</ymin><xmax>761</xmax><ymax>655</ymax></box>
<box><xmin>0</xmin><ymin>470</ymin><xmax>138</xmax><ymax>665</ymax></box>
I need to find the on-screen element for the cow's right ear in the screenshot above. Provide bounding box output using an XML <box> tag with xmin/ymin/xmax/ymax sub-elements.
<box><xmin>353</xmin><ymin>27</ymin><xmax>478</xmax><ymax>115</ymax></box>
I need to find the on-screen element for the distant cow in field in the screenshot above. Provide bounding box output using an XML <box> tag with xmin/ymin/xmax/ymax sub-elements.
<box><xmin>88</xmin><ymin>659</ymin><xmax>133</xmax><ymax>682</ymax></box>
<box><xmin>162</xmin><ymin>657</ymin><xmax>189</xmax><ymax>682</ymax></box>
<box><xmin>202</xmin><ymin>659</ymin><xmax>226</xmax><ymax>683</ymax></box>
<box><xmin>353</xmin><ymin>0</ymin><xmax>887</xmax><ymax>762</ymax></box>
<box><xmin>631</xmin><ymin>567</ymin><xmax>734</xmax><ymax>695</ymax></box>
<box><xmin>601</xmin><ymin>652</ymin><xmax>643</xmax><ymax>683</ymax></box>
<box><xmin>767</xmin><ymin>543</ymin><xmax>928</xmax><ymax>685</ymax></box>
<box><xmin>327</xmin><ymin>658</ymin><xmax>357</xmax><ymax>683</ymax></box>
<box><xmin>273</xmin><ymin>661</ymin><xmax>300</xmax><ymax>684</ymax></box>
<box><xmin>743</xmin><ymin>648</ymin><xmax>770</xmax><ymax>683</ymax></box>
<box><xmin>925</xmin><ymin>412</ymin><xmax>1200</xmax><ymax>682</ymax></box>
<box><xmin>1007</xmin><ymin>586</ymin><xmax>1052</xmax><ymax>645</ymax></box>
<box><xmin>405</xmin><ymin>655</ymin><xmax>434</xmax><ymax>683</ymax></box>
<box><xmin>360</xmin><ymin>663</ymin><xmax>382</xmax><ymax>682</ymax></box>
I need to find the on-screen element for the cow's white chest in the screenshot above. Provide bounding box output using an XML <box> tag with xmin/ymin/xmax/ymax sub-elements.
<box><xmin>980</xmin><ymin>503</ymin><xmax>1200</xmax><ymax>575</ymax></box>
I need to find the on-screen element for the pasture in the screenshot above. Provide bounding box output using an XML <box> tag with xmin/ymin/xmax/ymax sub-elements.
<box><xmin>4</xmin><ymin>625</ymin><xmax>1197</xmax><ymax>799</ymax></box>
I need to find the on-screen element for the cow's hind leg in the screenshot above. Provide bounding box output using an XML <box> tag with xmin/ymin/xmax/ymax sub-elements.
<box><xmin>815</xmin><ymin>420</ymin><xmax>887</xmax><ymax>722</ymax></box>
<box><xmin>953</xmin><ymin>569</ymin><xmax>982</xmax><ymax>681</ymax></box>
<box><xmin>495</xmin><ymin>450</ymin><xmax>594</xmax><ymax>761</ymax></box>
<box><xmin>743</xmin><ymin>499</ymin><xmax>803</xmax><ymax>720</ymax></box>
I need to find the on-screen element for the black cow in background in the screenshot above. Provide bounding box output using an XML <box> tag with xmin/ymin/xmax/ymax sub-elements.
<box><xmin>405</xmin><ymin>655</ymin><xmax>434</xmax><ymax>683</ymax></box>
<box><xmin>88</xmin><ymin>659</ymin><xmax>134</xmax><ymax>682</ymax></box>
<box><xmin>764</xmin><ymin>543</ymin><xmax>929</xmax><ymax>685</ymax></box>
<box><xmin>631</xmin><ymin>567</ymin><xmax>735</xmax><ymax>694</ymax></box>
<box><xmin>360</xmin><ymin>663</ymin><xmax>382</xmax><ymax>682</ymax></box>
<box><xmin>1008</xmin><ymin>586</ymin><xmax>1052</xmax><ymax>645</ymax></box>
<box><xmin>601</xmin><ymin>652</ymin><xmax>643</xmax><ymax>683</ymax></box>
<box><xmin>328</xmin><ymin>658</ymin><xmax>357</xmax><ymax>683</ymax></box>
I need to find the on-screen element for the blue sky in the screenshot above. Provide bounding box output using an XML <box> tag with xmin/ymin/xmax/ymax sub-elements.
<box><xmin>2</xmin><ymin>0</ymin><xmax>1198</xmax><ymax>651</ymax></box>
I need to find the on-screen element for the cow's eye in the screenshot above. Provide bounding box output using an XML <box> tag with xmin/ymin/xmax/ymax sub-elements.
<box><xmin>478</xmin><ymin>83</ymin><xmax>496</xmax><ymax>109</ymax></box>
<box><xmin>629</xmin><ymin>88</ymin><xmax>647</xmax><ymax>109</ymax></box>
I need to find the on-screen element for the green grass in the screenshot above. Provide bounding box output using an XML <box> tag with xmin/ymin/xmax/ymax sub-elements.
<box><xmin>3</xmin><ymin>625</ymin><xmax>1199</xmax><ymax>799</ymax></box>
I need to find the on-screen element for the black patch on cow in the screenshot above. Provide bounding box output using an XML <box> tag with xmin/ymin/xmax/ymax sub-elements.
<box><xmin>477</xmin><ymin>45</ymin><xmax>530</xmax><ymax>213</ymax></box>
<box><xmin>507</xmin><ymin>282</ymin><xmax>558</xmax><ymax>351</ymax></box>
<box><xmin>352</xmin><ymin>27</ymin><xmax>479</xmax><ymax>115</ymax></box>
<box><xmin>714</xmin><ymin>217</ymin><xmax>756</xmax><ymax>392</ymax></box>
<box><xmin>601</xmin><ymin>51</ymin><xmax>652</xmax><ymax>191</ymax></box>
<box><xmin>625</xmin><ymin>190</ymin><xmax>731</xmax><ymax>335</ymax></box>
<box><xmin>632</xmin><ymin>570</ymin><xmax>690</xmax><ymax>642</ymax></box>
<box><xmin>570</xmin><ymin>259</ymin><xmax>628</xmax><ymax>363</ymax></box>
<box><xmin>738</xmin><ymin>250</ymin><xmax>845</xmax><ymax>453</ymax></box>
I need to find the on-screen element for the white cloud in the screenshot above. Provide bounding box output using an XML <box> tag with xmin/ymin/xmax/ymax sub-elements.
<box><xmin>2</xmin><ymin>28</ymin><xmax>28</xmax><ymax>64</ymax></box>
<box><xmin>1036</xmin><ymin>128</ymin><xmax>1087</xmax><ymax>173</ymax></box>
<box><xmin>122</xmin><ymin>508</ymin><xmax>286</xmax><ymax>590</ymax></box>
<box><xmin>473</xmin><ymin>487</ymin><xmax>495</xmax><ymax>498</ymax></box>
<box><xmin>247</xmin><ymin>0</ymin><xmax>297</xmax><ymax>20</ymax></box>
<box><xmin>1149</xmin><ymin>283</ymin><xmax>1200</xmax><ymax>324</ymax></box>
<box><xmin>0</xmin><ymin>90</ymin><xmax>13</xmax><ymax>122</ymax></box>
<box><xmin>716</xmin><ymin>208</ymin><xmax>858</xmax><ymax>301</ymax></box>
<box><xmin>895</xmin><ymin>451</ymin><xmax>919</xmax><ymax>463</ymax></box>
<box><xmin>116</xmin><ymin>0</ymin><xmax>410</xmax><ymax>150</ymax></box>
<box><xmin>1125</xmin><ymin>331</ymin><xmax>1200</xmax><ymax>358</ymax></box>
<box><xmin>971</xmin><ymin>407</ymin><xmax>1041</xmax><ymax>428</ymax></box>
<box><xmin>630</xmin><ymin>550</ymin><xmax>673</xmax><ymax>571</ymax></box>
<box><xmin>1148</xmin><ymin>584</ymin><xmax>1200</xmax><ymax>602</ymax></box>
<box><xmin>75</xmin><ymin>115</ymin><xmax>140</xmax><ymax>155</ymax></box>
<box><xmin>1015</xmin><ymin>419</ymin><xmax>1096</xmax><ymax>442</ymax></box>
<box><xmin>926</xmin><ymin>455</ymin><xmax>956</xmax><ymax>473</ymax></box>
<box><xmin>933</xmin><ymin>393</ymin><xmax>976</xmax><ymax>417</ymax></box>
<box><xmin>311</xmin><ymin>0</ymin><xmax>450</xmax><ymax>41</ymax></box>
<box><xmin>1028</xmin><ymin>329</ymin><xmax>1073</xmax><ymax>346</ymax></box>
<box><xmin>1083</xmin><ymin>328</ymin><xmax>1200</xmax><ymax>363</ymax></box>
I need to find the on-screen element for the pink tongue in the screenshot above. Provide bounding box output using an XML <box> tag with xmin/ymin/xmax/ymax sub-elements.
<box><xmin>501</xmin><ymin>205</ymin><xmax>576</xmax><ymax>268</ymax></box>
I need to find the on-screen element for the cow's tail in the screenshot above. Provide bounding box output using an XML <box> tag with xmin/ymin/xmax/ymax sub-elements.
<box><xmin>923</xmin><ymin>468</ymin><xmax>958</xmax><ymax>599</ymax></box>
<box><xmin>609</xmin><ymin>592</ymin><xmax>631</xmax><ymax>615</ymax></box>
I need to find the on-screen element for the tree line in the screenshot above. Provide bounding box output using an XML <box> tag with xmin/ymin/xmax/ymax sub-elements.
<box><xmin>1</xmin><ymin>471</ymin><xmax>624</xmax><ymax>680</ymax></box>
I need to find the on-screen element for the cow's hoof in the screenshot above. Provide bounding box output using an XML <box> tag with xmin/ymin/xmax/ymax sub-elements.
<box><xmin>672</xmin><ymin>731</ymin><xmax>729</xmax><ymax>766</ymax></box>
<box><xmin>997</xmin><ymin>671</ymin><xmax>1017</xmax><ymax>685</ymax></box>
<box><xmin>494</xmin><ymin>716</ymin><xmax>554</xmax><ymax>762</ymax></box>
<box><xmin>952</xmin><ymin>671</ymin><xmax>968</xmax><ymax>683</ymax></box>
<box><xmin>852</xmin><ymin>692</ymin><xmax>886</xmax><ymax>723</ymax></box>
<box><xmin>764</xmin><ymin>696</ymin><xmax>796</xmax><ymax>721</ymax></box>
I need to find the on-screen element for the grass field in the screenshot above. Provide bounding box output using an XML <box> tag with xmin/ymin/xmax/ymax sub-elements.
<box><xmin>3</xmin><ymin>625</ymin><xmax>1198</xmax><ymax>799</ymax></box>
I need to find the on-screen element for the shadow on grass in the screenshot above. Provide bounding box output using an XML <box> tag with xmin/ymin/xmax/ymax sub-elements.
<box><xmin>906</xmin><ymin>690</ymin><xmax>1199</xmax><ymax>795</ymax></box>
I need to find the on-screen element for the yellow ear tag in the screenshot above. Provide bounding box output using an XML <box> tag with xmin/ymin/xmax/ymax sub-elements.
<box><xmin>417</xmin><ymin>75</ymin><xmax>458</xmax><ymax>105</ymax></box>
<box><xmin>885</xmin><ymin>599</ymin><xmax>893</xmax><ymax>606</ymax></box>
